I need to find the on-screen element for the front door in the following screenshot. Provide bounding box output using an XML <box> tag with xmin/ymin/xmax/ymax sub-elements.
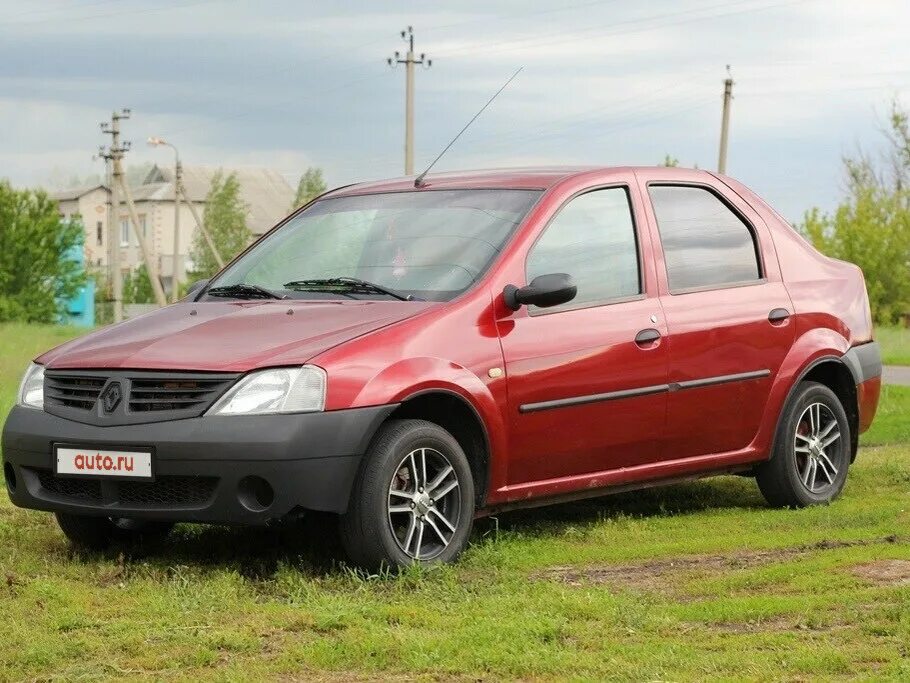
<box><xmin>498</xmin><ymin>184</ymin><xmax>669</xmax><ymax>485</ymax></box>
<box><xmin>643</xmin><ymin>181</ymin><xmax>795</xmax><ymax>459</ymax></box>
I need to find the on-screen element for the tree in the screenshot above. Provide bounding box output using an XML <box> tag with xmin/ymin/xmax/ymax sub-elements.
<box><xmin>292</xmin><ymin>167</ymin><xmax>326</xmax><ymax>210</ymax></box>
<box><xmin>189</xmin><ymin>171</ymin><xmax>251</xmax><ymax>279</ymax></box>
<box><xmin>123</xmin><ymin>264</ymin><xmax>155</xmax><ymax>304</ymax></box>
<box><xmin>801</xmin><ymin>99</ymin><xmax>910</xmax><ymax>325</ymax></box>
<box><xmin>660</xmin><ymin>154</ymin><xmax>679</xmax><ymax>167</ymax></box>
<box><xmin>0</xmin><ymin>182</ymin><xmax>86</xmax><ymax>322</ymax></box>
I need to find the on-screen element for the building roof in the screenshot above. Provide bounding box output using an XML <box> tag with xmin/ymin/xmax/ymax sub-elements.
<box><xmin>51</xmin><ymin>184</ymin><xmax>107</xmax><ymax>201</ymax></box>
<box><xmin>144</xmin><ymin>165</ymin><xmax>294</xmax><ymax>234</ymax></box>
<box><xmin>51</xmin><ymin>166</ymin><xmax>296</xmax><ymax>235</ymax></box>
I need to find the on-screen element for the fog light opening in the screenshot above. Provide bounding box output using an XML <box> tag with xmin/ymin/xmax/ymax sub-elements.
<box><xmin>3</xmin><ymin>462</ymin><xmax>16</xmax><ymax>494</ymax></box>
<box><xmin>238</xmin><ymin>476</ymin><xmax>274</xmax><ymax>512</ymax></box>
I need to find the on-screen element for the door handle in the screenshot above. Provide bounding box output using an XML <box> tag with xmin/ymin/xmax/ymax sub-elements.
<box><xmin>768</xmin><ymin>308</ymin><xmax>790</xmax><ymax>323</ymax></box>
<box><xmin>635</xmin><ymin>328</ymin><xmax>661</xmax><ymax>345</ymax></box>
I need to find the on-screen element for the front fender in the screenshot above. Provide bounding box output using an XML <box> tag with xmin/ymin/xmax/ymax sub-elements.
<box><xmin>324</xmin><ymin>356</ymin><xmax>509</xmax><ymax>487</ymax></box>
<box><xmin>358</xmin><ymin>357</ymin><xmax>505</xmax><ymax>449</ymax></box>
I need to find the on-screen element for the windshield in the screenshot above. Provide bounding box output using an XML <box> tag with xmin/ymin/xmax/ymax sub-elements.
<box><xmin>205</xmin><ymin>189</ymin><xmax>541</xmax><ymax>302</ymax></box>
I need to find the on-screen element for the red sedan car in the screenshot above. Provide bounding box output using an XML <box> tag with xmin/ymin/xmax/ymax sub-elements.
<box><xmin>3</xmin><ymin>166</ymin><xmax>881</xmax><ymax>568</ymax></box>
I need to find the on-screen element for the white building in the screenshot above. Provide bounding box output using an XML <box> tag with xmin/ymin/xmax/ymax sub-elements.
<box><xmin>53</xmin><ymin>165</ymin><xmax>295</xmax><ymax>295</ymax></box>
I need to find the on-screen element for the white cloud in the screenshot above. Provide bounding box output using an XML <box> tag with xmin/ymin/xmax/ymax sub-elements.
<box><xmin>1</xmin><ymin>0</ymin><xmax>909</xmax><ymax>219</ymax></box>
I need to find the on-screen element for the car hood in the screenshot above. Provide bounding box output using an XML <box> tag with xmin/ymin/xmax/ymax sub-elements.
<box><xmin>38</xmin><ymin>300</ymin><xmax>435</xmax><ymax>371</ymax></box>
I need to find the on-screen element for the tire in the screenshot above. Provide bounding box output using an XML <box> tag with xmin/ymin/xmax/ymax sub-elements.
<box><xmin>340</xmin><ymin>419</ymin><xmax>475</xmax><ymax>570</ymax></box>
<box><xmin>55</xmin><ymin>513</ymin><xmax>175</xmax><ymax>551</ymax></box>
<box><xmin>756</xmin><ymin>381</ymin><xmax>852</xmax><ymax>508</ymax></box>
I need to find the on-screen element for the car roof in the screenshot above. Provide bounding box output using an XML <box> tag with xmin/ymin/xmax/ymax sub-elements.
<box><xmin>325</xmin><ymin>166</ymin><xmax>716</xmax><ymax>197</ymax></box>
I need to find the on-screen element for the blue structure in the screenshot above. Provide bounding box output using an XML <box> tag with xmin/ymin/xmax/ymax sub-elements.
<box><xmin>59</xmin><ymin>242</ymin><xmax>95</xmax><ymax>327</ymax></box>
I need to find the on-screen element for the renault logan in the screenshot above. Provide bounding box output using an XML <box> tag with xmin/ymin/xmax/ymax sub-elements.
<box><xmin>3</xmin><ymin>167</ymin><xmax>881</xmax><ymax>568</ymax></box>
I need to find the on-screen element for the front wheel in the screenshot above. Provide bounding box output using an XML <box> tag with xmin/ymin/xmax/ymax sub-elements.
<box><xmin>756</xmin><ymin>381</ymin><xmax>851</xmax><ymax>508</ymax></box>
<box><xmin>340</xmin><ymin>419</ymin><xmax>475</xmax><ymax>569</ymax></box>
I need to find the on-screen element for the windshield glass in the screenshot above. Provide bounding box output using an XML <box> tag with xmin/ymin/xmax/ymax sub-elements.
<box><xmin>206</xmin><ymin>189</ymin><xmax>541</xmax><ymax>302</ymax></box>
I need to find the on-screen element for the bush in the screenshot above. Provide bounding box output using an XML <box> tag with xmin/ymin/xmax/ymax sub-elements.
<box><xmin>0</xmin><ymin>181</ymin><xmax>86</xmax><ymax>323</ymax></box>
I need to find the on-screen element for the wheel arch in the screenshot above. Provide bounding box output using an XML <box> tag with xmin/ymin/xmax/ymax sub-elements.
<box><xmin>773</xmin><ymin>355</ymin><xmax>859</xmax><ymax>462</ymax></box>
<box><xmin>386</xmin><ymin>389</ymin><xmax>492</xmax><ymax>508</ymax></box>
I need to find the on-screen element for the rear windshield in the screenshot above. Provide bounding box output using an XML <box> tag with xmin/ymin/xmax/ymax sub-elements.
<box><xmin>208</xmin><ymin>189</ymin><xmax>541</xmax><ymax>301</ymax></box>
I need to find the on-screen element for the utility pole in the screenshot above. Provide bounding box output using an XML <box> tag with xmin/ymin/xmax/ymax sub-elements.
<box><xmin>148</xmin><ymin>136</ymin><xmax>224</xmax><ymax>289</ymax></box>
<box><xmin>148</xmin><ymin>136</ymin><xmax>188</xmax><ymax>301</ymax></box>
<box><xmin>388</xmin><ymin>26</ymin><xmax>432</xmax><ymax>175</ymax></box>
<box><xmin>100</xmin><ymin>109</ymin><xmax>168</xmax><ymax>314</ymax></box>
<box><xmin>178</xmin><ymin>184</ymin><xmax>224</xmax><ymax>269</ymax></box>
<box><xmin>717</xmin><ymin>65</ymin><xmax>734</xmax><ymax>175</ymax></box>
<box><xmin>172</xmin><ymin>157</ymin><xmax>182</xmax><ymax>301</ymax></box>
<box><xmin>99</xmin><ymin>111</ymin><xmax>126</xmax><ymax>322</ymax></box>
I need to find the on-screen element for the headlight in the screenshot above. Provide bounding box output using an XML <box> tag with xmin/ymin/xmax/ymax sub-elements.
<box><xmin>18</xmin><ymin>362</ymin><xmax>45</xmax><ymax>410</ymax></box>
<box><xmin>207</xmin><ymin>365</ymin><xmax>326</xmax><ymax>416</ymax></box>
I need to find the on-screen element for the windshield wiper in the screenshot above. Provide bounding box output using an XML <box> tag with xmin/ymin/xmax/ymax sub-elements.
<box><xmin>283</xmin><ymin>277</ymin><xmax>420</xmax><ymax>302</ymax></box>
<box><xmin>206</xmin><ymin>283</ymin><xmax>285</xmax><ymax>300</ymax></box>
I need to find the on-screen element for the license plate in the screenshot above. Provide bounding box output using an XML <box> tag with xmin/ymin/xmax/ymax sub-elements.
<box><xmin>54</xmin><ymin>446</ymin><xmax>153</xmax><ymax>480</ymax></box>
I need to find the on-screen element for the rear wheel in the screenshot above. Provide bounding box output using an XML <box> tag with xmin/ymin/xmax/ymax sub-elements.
<box><xmin>55</xmin><ymin>513</ymin><xmax>174</xmax><ymax>550</ymax></box>
<box><xmin>340</xmin><ymin>419</ymin><xmax>475</xmax><ymax>569</ymax></box>
<box><xmin>756</xmin><ymin>381</ymin><xmax>851</xmax><ymax>507</ymax></box>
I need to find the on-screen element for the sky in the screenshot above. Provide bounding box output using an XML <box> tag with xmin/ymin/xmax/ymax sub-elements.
<box><xmin>1</xmin><ymin>0</ymin><xmax>909</xmax><ymax>221</ymax></box>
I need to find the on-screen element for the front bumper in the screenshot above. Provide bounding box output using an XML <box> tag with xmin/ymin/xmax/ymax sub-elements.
<box><xmin>2</xmin><ymin>404</ymin><xmax>396</xmax><ymax>524</ymax></box>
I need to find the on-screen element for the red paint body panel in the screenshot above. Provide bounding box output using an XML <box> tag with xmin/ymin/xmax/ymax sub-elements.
<box><xmin>38</xmin><ymin>300</ymin><xmax>434</xmax><ymax>371</ymax></box>
<box><xmin>858</xmin><ymin>377</ymin><xmax>881</xmax><ymax>434</ymax></box>
<box><xmin>33</xmin><ymin>166</ymin><xmax>882</xmax><ymax>511</ymax></box>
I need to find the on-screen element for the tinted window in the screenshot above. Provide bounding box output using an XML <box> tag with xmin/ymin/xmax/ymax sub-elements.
<box><xmin>527</xmin><ymin>187</ymin><xmax>640</xmax><ymax>312</ymax></box>
<box><xmin>649</xmin><ymin>185</ymin><xmax>760</xmax><ymax>291</ymax></box>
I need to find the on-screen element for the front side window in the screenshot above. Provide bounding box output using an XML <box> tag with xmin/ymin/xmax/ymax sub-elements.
<box><xmin>526</xmin><ymin>187</ymin><xmax>640</xmax><ymax>313</ymax></box>
<box><xmin>648</xmin><ymin>185</ymin><xmax>761</xmax><ymax>292</ymax></box>
<box><xmin>209</xmin><ymin>189</ymin><xmax>541</xmax><ymax>302</ymax></box>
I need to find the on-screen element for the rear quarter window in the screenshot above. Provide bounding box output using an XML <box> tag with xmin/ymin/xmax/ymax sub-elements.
<box><xmin>648</xmin><ymin>185</ymin><xmax>761</xmax><ymax>292</ymax></box>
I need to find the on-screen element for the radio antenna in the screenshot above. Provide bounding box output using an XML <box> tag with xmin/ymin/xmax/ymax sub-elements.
<box><xmin>414</xmin><ymin>67</ymin><xmax>523</xmax><ymax>188</ymax></box>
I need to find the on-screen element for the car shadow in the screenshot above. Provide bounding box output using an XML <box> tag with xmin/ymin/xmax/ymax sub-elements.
<box><xmin>480</xmin><ymin>474</ymin><xmax>766</xmax><ymax>534</ymax></box>
<box><xmin>85</xmin><ymin>475</ymin><xmax>766</xmax><ymax>578</ymax></box>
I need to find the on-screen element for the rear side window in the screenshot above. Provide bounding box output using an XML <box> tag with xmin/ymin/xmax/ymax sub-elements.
<box><xmin>648</xmin><ymin>185</ymin><xmax>761</xmax><ymax>292</ymax></box>
<box><xmin>527</xmin><ymin>187</ymin><xmax>640</xmax><ymax>313</ymax></box>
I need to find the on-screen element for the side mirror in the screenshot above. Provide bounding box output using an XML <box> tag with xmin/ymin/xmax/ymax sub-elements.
<box><xmin>186</xmin><ymin>279</ymin><xmax>209</xmax><ymax>299</ymax></box>
<box><xmin>503</xmin><ymin>273</ymin><xmax>577</xmax><ymax>311</ymax></box>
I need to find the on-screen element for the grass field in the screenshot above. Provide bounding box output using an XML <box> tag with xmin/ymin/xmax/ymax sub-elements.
<box><xmin>878</xmin><ymin>325</ymin><xmax>910</xmax><ymax>366</ymax></box>
<box><xmin>1</xmin><ymin>324</ymin><xmax>910</xmax><ymax>681</ymax></box>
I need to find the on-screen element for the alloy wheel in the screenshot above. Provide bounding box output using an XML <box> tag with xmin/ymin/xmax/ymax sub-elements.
<box><xmin>793</xmin><ymin>402</ymin><xmax>843</xmax><ymax>494</ymax></box>
<box><xmin>387</xmin><ymin>447</ymin><xmax>461</xmax><ymax>560</ymax></box>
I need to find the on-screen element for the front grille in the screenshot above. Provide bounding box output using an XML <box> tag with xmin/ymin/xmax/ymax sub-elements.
<box><xmin>42</xmin><ymin>370</ymin><xmax>239</xmax><ymax>425</ymax></box>
<box><xmin>30</xmin><ymin>469</ymin><xmax>218</xmax><ymax>509</ymax></box>
<box><xmin>119</xmin><ymin>476</ymin><xmax>217</xmax><ymax>506</ymax></box>
<box><xmin>129</xmin><ymin>377</ymin><xmax>235</xmax><ymax>413</ymax></box>
<box><xmin>44</xmin><ymin>374</ymin><xmax>106</xmax><ymax>411</ymax></box>
<box><xmin>35</xmin><ymin>469</ymin><xmax>102</xmax><ymax>501</ymax></box>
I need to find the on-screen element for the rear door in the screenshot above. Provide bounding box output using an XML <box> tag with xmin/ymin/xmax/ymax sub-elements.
<box><xmin>499</xmin><ymin>182</ymin><xmax>669</xmax><ymax>484</ymax></box>
<box><xmin>638</xmin><ymin>173</ymin><xmax>794</xmax><ymax>459</ymax></box>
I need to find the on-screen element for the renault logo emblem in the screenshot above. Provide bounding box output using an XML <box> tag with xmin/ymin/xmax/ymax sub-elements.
<box><xmin>99</xmin><ymin>382</ymin><xmax>123</xmax><ymax>413</ymax></box>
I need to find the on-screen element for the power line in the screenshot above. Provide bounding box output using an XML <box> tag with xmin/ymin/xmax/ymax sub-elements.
<box><xmin>431</xmin><ymin>0</ymin><xmax>812</xmax><ymax>59</ymax></box>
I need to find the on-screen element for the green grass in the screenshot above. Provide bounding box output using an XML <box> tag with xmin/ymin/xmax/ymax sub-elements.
<box><xmin>861</xmin><ymin>384</ymin><xmax>910</xmax><ymax>446</ymax></box>
<box><xmin>878</xmin><ymin>325</ymin><xmax>910</xmax><ymax>366</ymax></box>
<box><xmin>0</xmin><ymin>322</ymin><xmax>88</xmax><ymax>421</ymax></box>
<box><xmin>2</xmin><ymin>324</ymin><xmax>910</xmax><ymax>681</ymax></box>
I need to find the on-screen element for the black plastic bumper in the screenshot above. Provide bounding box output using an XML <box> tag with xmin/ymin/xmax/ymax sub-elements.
<box><xmin>843</xmin><ymin>341</ymin><xmax>882</xmax><ymax>384</ymax></box>
<box><xmin>2</xmin><ymin>404</ymin><xmax>396</xmax><ymax>524</ymax></box>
